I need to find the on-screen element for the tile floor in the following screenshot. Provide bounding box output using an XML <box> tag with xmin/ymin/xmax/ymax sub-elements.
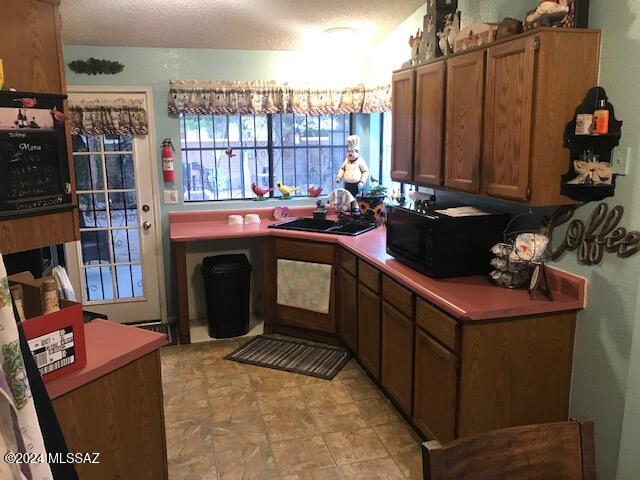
<box><xmin>161</xmin><ymin>339</ymin><xmax>424</xmax><ymax>480</ymax></box>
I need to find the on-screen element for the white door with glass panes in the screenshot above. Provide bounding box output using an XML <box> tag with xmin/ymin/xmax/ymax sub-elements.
<box><xmin>64</xmin><ymin>89</ymin><xmax>164</xmax><ymax>323</ymax></box>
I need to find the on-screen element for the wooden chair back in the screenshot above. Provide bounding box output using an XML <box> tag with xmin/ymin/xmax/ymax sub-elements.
<box><xmin>422</xmin><ymin>417</ymin><xmax>596</xmax><ymax>480</ymax></box>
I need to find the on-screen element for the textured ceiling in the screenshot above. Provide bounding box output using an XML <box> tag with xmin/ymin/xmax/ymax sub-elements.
<box><xmin>61</xmin><ymin>0</ymin><xmax>425</xmax><ymax>51</ymax></box>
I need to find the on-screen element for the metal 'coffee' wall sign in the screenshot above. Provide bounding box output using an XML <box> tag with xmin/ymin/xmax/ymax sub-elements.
<box><xmin>547</xmin><ymin>203</ymin><xmax>640</xmax><ymax>265</ymax></box>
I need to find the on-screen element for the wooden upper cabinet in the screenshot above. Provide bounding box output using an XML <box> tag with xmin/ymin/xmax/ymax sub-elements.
<box><xmin>391</xmin><ymin>69</ymin><xmax>415</xmax><ymax>182</ymax></box>
<box><xmin>483</xmin><ymin>37</ymin><xmax>537</xmax><ymax>201</ymax></box>
<box><xmin>444</xmin><ymin>50</ymin><xmax>485</xmax><ymax>193</ymax></box>
<box><xmin>414</xmin><ymin>62</ymin><xmax>446</xmax><ymax>186</ymax></box>
<box><xmin>0</xmin><ymin>0</ymin><xmax>65</xmax><ymax>94</ymax></box>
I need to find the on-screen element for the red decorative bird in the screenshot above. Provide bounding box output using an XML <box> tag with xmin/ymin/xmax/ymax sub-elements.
<box><xmin>251</xmin><ymin>182</ymin><xmax>272</xmax><ymax>197</ymax></box>
<box><xmin>51</xmin><ymin>106</ymin><xmax>65</xmax><ymax>124</ymax></box>
<box><xmin>308</xmin><ymin>186</ymin><xmax>323</xmax><ymax>197</ymax></box>
<box><xmin>14</xmin><ymin>97</ymin><xmax>37</xmax><ymax>108</ymax></box>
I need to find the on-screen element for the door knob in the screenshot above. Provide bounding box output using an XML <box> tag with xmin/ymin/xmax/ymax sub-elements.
<box><xmin>142</xmin><ymin>221</ymin><xmax>152</xmax><ymax>231</ymax></box>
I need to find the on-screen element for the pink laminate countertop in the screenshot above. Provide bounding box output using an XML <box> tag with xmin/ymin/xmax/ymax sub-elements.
<box><xmin>169</xmin><ymin>210</ymin><xmax>587</xmax><ymax>321</ymax></box>
<box><xmin>46</xmin><ymin>320</ymin><xmax>168</xmax><ymax>400</ymax></box>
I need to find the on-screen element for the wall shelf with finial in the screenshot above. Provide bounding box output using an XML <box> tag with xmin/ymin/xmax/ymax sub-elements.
<box><xmin>561</xmin><ymin>86</ymin><xmax>623</xmax><ymax>202</ymax></box>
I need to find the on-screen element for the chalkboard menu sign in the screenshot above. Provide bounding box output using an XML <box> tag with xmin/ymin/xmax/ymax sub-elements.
<box><xmin>0</xmin><ymin>91</ymin><xmax>73</xmax><ymax>218</ymax></box>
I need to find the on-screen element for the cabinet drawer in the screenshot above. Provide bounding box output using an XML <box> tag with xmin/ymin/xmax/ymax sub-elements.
<box><xmin>274</xmin><ymin>239</ymin><xmax>334</xmax><ymax>264</ymax></box>
<box><xmin>337</xmin><ymin>248</ymin><xmax>357</xmax><ymax>276</ymax></box>
<box><xmin>416</xmin><ymin>298</ymin><xmax>458</xmax><ymax>352</ymax></box>
<box><xmin>359</xmin><ymin>261</ymin><xmax>380</xmax><ymax>292</ymax></box>
<box><xmin>382</xmin><ymin>276</ymin><xmax>414</xmax><ymax>318</ymax></box>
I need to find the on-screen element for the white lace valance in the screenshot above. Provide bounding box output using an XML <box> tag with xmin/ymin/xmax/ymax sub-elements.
<box><xmin>168</xmin><ymin>80</ymin><xmax>391</xmax><ymax>116</ymax></box>
<box><xmin>68</xmin><ymin>98</ymin><xmax>149</xmax><ymax>136</ymax></box>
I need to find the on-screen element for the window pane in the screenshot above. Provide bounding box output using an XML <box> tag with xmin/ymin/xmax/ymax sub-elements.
<box><xmin>308</xmin><ymin>148</ymin><xmax>320</xmax><ymax>190</ymax></box>
<box><xmin>184</xmin><ymin>115</ymin><xmax>200</xmax><ymax>148</ymax></box>
<box><xmin>84</xmin><ymin>266</ymin><xmax>114</xmax><ymax>301</ymax></box>
<box><xmin>228</xmin><ymin>115</ymin><xmax>241</xmax><ymax>148</ymax></box>
<box><xmin>74</xmin><ymin>155</ymin><xmax>104</xmax><ymax>191</ymax></box>
<box><xmin>319</xmin><ymin>116</ymin><xmax>332</xmax><ymax>146</ymax></box>
<box><xmin>294</xmin><ymin>115</ymin><xmax>307</xmax><ymax>145</ymax></box>
<box><xmin>307</xmin><ymin>115</ymin><xmax>319</xmax><ymax>146</ymax></box>
<box><xmin>105</xmin><ymin>154</ymin><xmax>135</xmax><ymax>190</ymax></box>
<box><xmin>104</xmin><ymin>134</ymin><xmax>132</xmax><ymax>152</ymax></box>
<box><xmin>199</xmin><ymin>115</ymin><xmax>214</xmax><ymax>148</ymax></box>
<box><xmin>255</xmin><ymin>115</ymin><xmax>268</xmax><ymax>147</ymax></box>
<box><xmin>78</xmin><ymin>193</ymin><xmax>107</xmax><ymax>228</ymax></box>
<box><xmin>320</xmin><ymin>148</ymin><xmax>334</xmax><ymax>194</ymax></box>
<box><xmin>256</xmin><ymin>149</ymin><xmax>269</xmax><ymax>189</ymax></box>
<box><xmin>114</xmin><ymin>265</ymin><xmax>135</xmax><ymax>298</ymax></box>
<box><xmin>216</xmin><ymin>150</ymin><xmax>232</xmax><ymax>200</ymax></box>
<box><xmin>295</xmin><ymin>148</ymin><xmax>308</xmax><ymax>195</ymax></box>
<box><xmin>281</xmin><ymin>114</ymin><xmax>294</xmax><ymax>146</ymax></box>
<box><xmin>108</xmin><ymin>191</ymin><xmax>138</xmax><ymax>227</ymax></box>
<box><xmin>72</xmin><ymin>135</ymin><xmax>101</xmax><ymax>152</ymax></box>
<box><xmin>241</xmin><ymin>116</ymin><xmax>256</xmax><ymax>147</ymax></box>
<box><xmin>80</xmin><ymin>230</ymin><xmax>110</xmax><ymax>265</ymax></box>
<box><xmin>214</xmin><ymin>116</ymin><xmax>228</xmax><ymax>144</ymax></box>
<box><xmin>111</xmin><ymin>228</ymin><xmax>140</xmax><ymax>263</ymax></box>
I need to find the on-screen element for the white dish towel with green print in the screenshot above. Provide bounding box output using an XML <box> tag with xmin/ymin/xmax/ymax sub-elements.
<box><xmin>276</xmin><ymin>260</ymin><xmax>332</xmax><ymax>314</ymax></box>
<box><xmin>0</xmin><ymin>254</ymin><xmax>53</xmax><ymax>480</ymax></box>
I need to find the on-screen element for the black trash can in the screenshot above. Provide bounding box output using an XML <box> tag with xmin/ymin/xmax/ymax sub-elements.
<box><xmin>201</xmin><ymin>254</ymin><xmax>252</xmax><ymax>339</ymax></box>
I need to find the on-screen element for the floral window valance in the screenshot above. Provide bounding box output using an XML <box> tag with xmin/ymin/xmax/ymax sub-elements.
<box><xmin>168</xmin><ymin>80</ymin><xmax>391</xmax><ymax>116</ymax></box>
<box><xmin>68</xmin><ymin>98</ymin><xmax>149</xmax><ymax>135</ymax></box>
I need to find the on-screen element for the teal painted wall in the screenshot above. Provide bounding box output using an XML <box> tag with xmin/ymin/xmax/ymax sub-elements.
<box><xmin>379</xmin><ymin>1</ymin><xmax>640</xmax><ymax>478</ymax></box>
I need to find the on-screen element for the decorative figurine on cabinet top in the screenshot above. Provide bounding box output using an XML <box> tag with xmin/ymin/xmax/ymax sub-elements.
<box><xmin>336</xmin><ymin>135</ymin><xmax>369</xmax><ymax>198</ymax></box>
<box><xmin>277</xmin><ymin>182</ymin><xmax>298</xmax><ymax>199</ymax></box>
<box><xmin>524</xmin><ymin>1</ymin><xmax>570</xmax><ymax>30</ymax></box>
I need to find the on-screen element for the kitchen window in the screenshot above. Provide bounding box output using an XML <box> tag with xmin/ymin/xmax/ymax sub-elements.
<box><xmin>180</xmin><ymin>113</ymin><xmax>354</xmax><ymax>201</ymax></box>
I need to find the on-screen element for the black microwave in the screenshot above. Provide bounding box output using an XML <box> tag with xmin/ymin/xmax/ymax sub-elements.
<box><xmin>386</xmin><ymin>205</ymin><xmax>508</xmax><ymax>278</ymax></box>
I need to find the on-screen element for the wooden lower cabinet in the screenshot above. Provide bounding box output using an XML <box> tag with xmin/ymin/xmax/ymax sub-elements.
<box><xmin>381</xmin><ymin>301</ymin><xmax>414</xmax><ymax>415</ymax></box>
<box><xmin>337</xmin><ymin>268</ymin><xmax>358</xmax><ymax>352</ymax></box>
<box><xmin>357</xmin><ymin>283</ymin><xmax>381</xmax><ymax>380</ymax></box>
<box><xmin>413</xmin><ymin>328</ymin><xmax>458</xmax><ymax>442</ymax></box>
<box><xmin>52</xmin><ymin>351</ymin><xmax>168</xmax><ymax>480</ymax></box>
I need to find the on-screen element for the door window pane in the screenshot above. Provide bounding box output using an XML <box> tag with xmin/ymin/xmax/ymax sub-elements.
<box><xmin>106</xmin><ymin>154</ymin><xmax>135</xmax><ymax>190</ymax></box>
<box><xmin>74</xmin><ymin>155</ymin><xmax>104</xmax><ymax>191</ymax></box>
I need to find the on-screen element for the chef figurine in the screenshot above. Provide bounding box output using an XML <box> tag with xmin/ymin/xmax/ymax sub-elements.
<box><xmin>336</xmin><ymin>135</ymin><xmax>369</xmax><ymax>197</ymax></box>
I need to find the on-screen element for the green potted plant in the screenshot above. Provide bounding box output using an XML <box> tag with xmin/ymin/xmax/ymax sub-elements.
<box><xmin>357</xmin><ymin>182</ymin><xmax>388</xmax><ymax>217</ymax></box>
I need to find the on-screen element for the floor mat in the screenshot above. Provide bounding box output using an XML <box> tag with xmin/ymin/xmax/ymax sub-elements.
<box><xmin>224</xmin><ymin>334</ymin><xmax>351</xmax><ymax>380</ymax></box>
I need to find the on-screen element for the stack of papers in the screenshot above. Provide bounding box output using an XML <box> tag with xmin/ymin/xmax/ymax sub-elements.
<box><xmin>434</xmin><ymin>206</ymin><xmax>491</xmax><ymax>217</ymax></box>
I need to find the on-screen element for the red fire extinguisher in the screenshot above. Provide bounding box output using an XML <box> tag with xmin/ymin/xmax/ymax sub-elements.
<box><xmin>161</xmin><ymin>138</ymin><xmax>175</xmax><ymax>183</ymax></box>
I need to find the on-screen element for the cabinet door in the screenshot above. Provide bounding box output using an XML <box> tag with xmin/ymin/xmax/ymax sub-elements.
<box><xmin>357</xmin><ymin>283</ymin><xmax>381</xmax><ymax>380</ymax></box>
<box><xmin>414</xmin><ymin>61</ymin><xmax>446</xmax><ymax>186</ymax></box>
<box><xmin>483</xmin><ymin>37</ymin><xmax>537</xmax><ymax>201</ymax></box>
<box><xmin>381</xmin><ymin>302</ymin><xmax>414</xmax><ymax>415</ymax></box>
<box><xmin>337</xmin><ymin>269</ymin><xmax>358</xmax><ymax>352</ymax></box>
<box><xmin>391</xmin><ymin>69</ymin><xmax>415</xmax><ymax>182</ymax></box>
<box><xmin>444</xmin><ymin>50</ymin><xmax>485</xmax><ymax>193</ymax></box>
<box><xmin>413</xmin><ymin>328</ymin><xmax>458</xmax><ymax>442</ymax></box>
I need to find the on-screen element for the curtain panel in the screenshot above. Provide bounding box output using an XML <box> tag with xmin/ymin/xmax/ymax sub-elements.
<box><xmin>68</xmin><ymin>99</ymin><xmax>149</xmax><ymax>135</ymax></box>
<box><xmin>168</xmin><ymin>80</ymin><xmax>391</xmax><ymax>116</ymax></box>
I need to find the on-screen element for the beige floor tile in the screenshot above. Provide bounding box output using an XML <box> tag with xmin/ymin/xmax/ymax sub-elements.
<box><xmin>374</xmin><ymin>423</ymin><xmax>422</xmax><ymax>455</ymax></box>
<box><xmin>337</xmin><ymin>457</ymin><xmax>404</xmax><ymax>479</ymax></box>
<box><xmin>280</xmin><ymin>466</ymin><xmax>341</xmax><ymax>480</ymax></box>
<box><xmin>208</xmin><ymin>391</ymin><xmax>260</xmax><ymax>422</ymax></box>
<box><xmin>257</xmin><ymin>386</ymin><xmax>306</xmax><ymax>414</ymax></box>
<box><xmin>393</xmin><ymin>445</ymin><xmax>424</xmax><ymax>479</ymax></box>
<box><xmin>324</xmin><ymin>428</ymin><xmax>389</xmax><ymax>465</ymax></box>
<box><xmin>300</xmin><ymin>382</ymin><xmax>354</xmax><ymax>408</ymax></box>
<box><xmin>202</xmin><ymin>358</ymin><xmax>246</xmax><ymax>378</ymax></box>
<box><xmin>263</xmin><ymin>409</ymin><xmax>320</xmax><ymax>442</ymax></box>
<box><xmin>249</xmin><ymin>367</ymin><xmax>303</xmax><ymax>390</ymax></box>
<box><xmin>312</xmin><ymin>410</ymin><xmax>369</xmax><ymax>434</ymax></box>
<box><xmin>207</xmin><ymin>372</ymin><xmax>253</xmax><ymax>391</ymax></box>
<box><xmin>211</xmin><ymin>415</ymin><xmax>267</xmax><ymax>437</ymax></box>
<box><xmin>168</xmin><ymin>455</ymin><xmax>218</xmax><ymax>480</ymax></box>
<box><xmin>355</xmin><ymin>397</ymin><xmax>404</xmax><ymax>427</ymax></box>
<box><xmin>166</xmin><ymin>420</ymin><xmax>214</xmax><ymax>463</ymax></box>
<box><xmin>271</xmin><ymin>435</ymin><xmax>336</xmax><ymax>475</ymax></box>
<box><xmin>164</xmin><ymin>397</ymin><xmax>211</xmax><ymax>424</ymax></box>
<box><xmin>214</xmin><ymin>431</ymin><xmax>279</xmax><ymax>480</ymax></box>
<box><xmin>340</xmin><ymin>377</ymin><xmax>384</xmax><ymax>401</ymax></box>
<box><xmin>308</xmin><ymin>401</ymin><xmax>359</xmax><ymax>418</ymax></box>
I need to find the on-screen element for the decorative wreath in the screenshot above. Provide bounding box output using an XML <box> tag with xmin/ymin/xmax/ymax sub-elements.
<box><xmin>67</xmin><ymin>58</ymin><xmax>125</xmax><ymax>75</ymax></box>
